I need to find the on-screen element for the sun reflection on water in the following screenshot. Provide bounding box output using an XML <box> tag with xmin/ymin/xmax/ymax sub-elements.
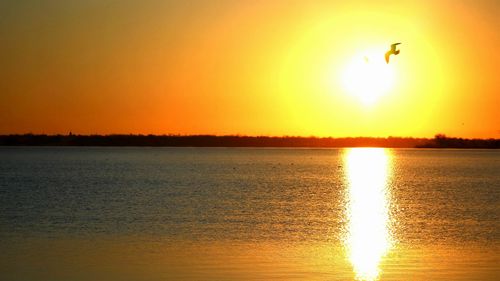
<box><xmin>343</xmin><ymin>148</ymin><xmax>393</xmax><ymax>281</ymax></box>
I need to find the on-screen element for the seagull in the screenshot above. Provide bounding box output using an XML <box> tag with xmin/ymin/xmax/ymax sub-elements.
<box><xmin>385</xmin><ymin>43</ymin><xmax>401</xmax><ymax>63</ymax></box>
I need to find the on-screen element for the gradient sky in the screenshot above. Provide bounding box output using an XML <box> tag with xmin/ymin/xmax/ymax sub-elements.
<box><xmin>1</xmin><ymin>0</ymin><xmax>499</xmax><ymax>137</ymax></box>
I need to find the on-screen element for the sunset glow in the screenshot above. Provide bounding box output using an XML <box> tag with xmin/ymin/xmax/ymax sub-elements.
<box><xmin>1</xmin><ymin>1</ymin><xmax>499</xmax><ymax>137</ymax></box>
<box><xmin>1</xmin><ymin>2</ymin><xmax>499</xmax><ymax>280</ymax></box>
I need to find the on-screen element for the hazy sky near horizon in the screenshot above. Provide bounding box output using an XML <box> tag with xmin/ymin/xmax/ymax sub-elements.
<box><xmin>1</xmin><ymin>0</ymin><xmax>499</xmax><ymax>137</ymax></box>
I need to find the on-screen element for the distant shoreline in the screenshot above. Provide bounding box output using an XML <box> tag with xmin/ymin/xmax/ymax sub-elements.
<box><xmin>1</xmin><ymin>134</ymin><xmax>499</xmax><ymax>148</ymax></box>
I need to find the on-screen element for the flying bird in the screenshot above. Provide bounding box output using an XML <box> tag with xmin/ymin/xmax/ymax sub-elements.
<box><xmin>385</xmin><ymin>43</ymin><xmax>401</xmax><ymax>63</ymax></box>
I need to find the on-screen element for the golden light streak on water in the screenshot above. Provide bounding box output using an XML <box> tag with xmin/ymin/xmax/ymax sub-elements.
<box><xmin>343</xmin><ymin>148</ymin><xmax>393</xmax><ymax>281</ymax></box>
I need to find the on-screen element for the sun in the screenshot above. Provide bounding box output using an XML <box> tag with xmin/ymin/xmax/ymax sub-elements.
<box><xmin>341</xmin><ymin>48</ymin><xmax>396</xmax><ymax>105</ymax></box>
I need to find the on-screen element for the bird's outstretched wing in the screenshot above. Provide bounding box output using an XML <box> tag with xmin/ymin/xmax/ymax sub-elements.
<box><xmin>390</xmin><ymin>43</ymin><xmax>401</xmax><ymax>52</ymax></box>
<box><xmin>385</xmin><ymin>51</ymin><xmax>391</xmax><ymax>63</ymax></box>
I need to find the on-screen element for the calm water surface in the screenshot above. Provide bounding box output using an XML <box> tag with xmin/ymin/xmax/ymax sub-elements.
<box><xmin>0</xmin><ymin>147</ymin><xmax>499</xmax><ymax>280</ymax></box>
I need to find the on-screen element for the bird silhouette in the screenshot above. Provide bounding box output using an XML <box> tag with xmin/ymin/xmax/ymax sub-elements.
<box><xmin>385</xmin><ymin>43</ymin><xmax>401</xmax><ymax>63</ymax></box>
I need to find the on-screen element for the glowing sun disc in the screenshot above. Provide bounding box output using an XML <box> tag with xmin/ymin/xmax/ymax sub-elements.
<box><xmin>341</xmin><ymin>50</ymin><xmax>395</xmax><ymax>105</ymax></box>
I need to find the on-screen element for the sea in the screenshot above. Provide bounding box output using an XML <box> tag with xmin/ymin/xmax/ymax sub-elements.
<box><xmin>0</xmin><ymin>147</ymin><xmax>499</xmax><ymax>281</ymax></box>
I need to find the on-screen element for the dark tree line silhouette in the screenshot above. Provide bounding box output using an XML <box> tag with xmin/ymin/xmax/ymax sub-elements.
<box><xmin>416</xmin><ymin>134</ymin><xmax>500</xmax><ymax>148</ymax></box>
<box><xmin>0</xmin><ymin>134</ymin><xmax>498</xmax><ymax>148</ymax></box>
<box><xmin>0</xmin><ymin>134</ymin><xmax>432</xmax><ymax>147</ymax></box>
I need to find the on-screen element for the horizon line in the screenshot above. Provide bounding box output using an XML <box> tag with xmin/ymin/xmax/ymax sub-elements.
<box><xmin>1</xmin><ymin>133</ymin><xmax>500</xmax><ymax>140</ymax></box>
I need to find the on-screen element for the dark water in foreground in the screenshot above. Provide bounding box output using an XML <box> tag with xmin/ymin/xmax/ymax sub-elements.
<box><xmin>0</xmin><ymin>147</ymin><xmax>499</xmax><ymax>281</ymax></box>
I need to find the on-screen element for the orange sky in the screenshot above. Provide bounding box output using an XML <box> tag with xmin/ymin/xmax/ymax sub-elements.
<box><xmin>1</xmin><ymin>0</ymin><xmax>499</xmax><ymax>137</ymax></box>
